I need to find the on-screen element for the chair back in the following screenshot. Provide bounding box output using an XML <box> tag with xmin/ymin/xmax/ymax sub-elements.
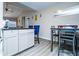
<box><xmin>29</xmin><ymin>25</ymin><xmax>33</xmax><ymax>29</ymax></box>
<box><xmin>59</xmin><ymin>28</ymin><xmax>76</xmax><ymax>42</ymax></box>
<box><xmin>34</xmin><ymin>25</ymin><xmax>40</xmax><ymax>35</ymax></box>
<box><xmin>58</xmin><ymin>25</ymin><xmax>78</xmax><ymax>29</ymax></box>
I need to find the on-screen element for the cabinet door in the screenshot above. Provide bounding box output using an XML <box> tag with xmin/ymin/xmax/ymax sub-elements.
<box><xmin>3</xmin><ymin>36</ymin><xmax>18</xmax><ymax>56</ymax></box>
<box><xmin>19</xmin><ymin>30</ymin><xmax>28</xmax><ymax>51</ymax></box>
<box><xmin>3</xmin><ymin>30</ymin><xmax>18</xmax><ymax>56</ymax></box>
<box><xmin>19</xmin><ymin>30</ymin><xmax>34</xmax><ymax>51</ymax></box>
<box><xmin>27</xmin><ymin>31</ymin><xmax>34</xmax><ymax>48</ymax></box>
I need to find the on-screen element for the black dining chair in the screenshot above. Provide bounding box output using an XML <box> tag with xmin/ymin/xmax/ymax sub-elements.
<box><xmin>29</xmin><ymin>25</ymin><xmax>33</xmax><ymax>29</ymax></box>
<box><xmin>58</xmin><ymin>27</ymin><xmax>77</xmax><ymax>56</ymax></box>
<box><xmin>29</xmin><ymin>25</ymin><xmax>40</xmax><ymax>44</ymax></box>
<box><xmin>51</xmin><ymin>26</ymin><xmax>58</xmax><ymax>43</ymax></box>
<box><xmin>51</xmin><ymin>26</ymin><xmax>59</xmax><ymax>51</ymax></box>
<box><xmin>75</xmin><ymin>32</ymin><xmax>79</xmax><ymax>56</ymax></box>
<box><xmin>34</xmin><ymin>25</ymin><xmax>40</xmax><ymax>44</ymax></box>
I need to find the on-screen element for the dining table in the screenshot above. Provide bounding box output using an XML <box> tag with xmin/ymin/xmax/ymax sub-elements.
<box><xmin>50</xmin><ymin>27</ymin><xmax>79</xmax><ymax>55</ymax></box>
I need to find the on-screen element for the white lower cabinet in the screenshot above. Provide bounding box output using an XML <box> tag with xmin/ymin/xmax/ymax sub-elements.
<box><xmin>3</xmin><ymin>29</ymin><xmax>34</xmax><ymax>56</ymax></box>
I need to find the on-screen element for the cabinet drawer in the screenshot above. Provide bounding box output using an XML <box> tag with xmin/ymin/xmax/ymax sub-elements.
<box><xmin>3</xmin><ymin>30</ymin><xmax>18</xmax><ymax>38</ymax></box>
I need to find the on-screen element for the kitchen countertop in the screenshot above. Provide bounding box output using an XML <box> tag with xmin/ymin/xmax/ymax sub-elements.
<box><xmin>2</xmin><ymin>28</ymin><xmax>34</xmax><ymax>30</ymax></box>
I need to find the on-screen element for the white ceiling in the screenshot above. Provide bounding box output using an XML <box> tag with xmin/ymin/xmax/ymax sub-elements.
<box><xmin>20</xmin><ymin>2</ymin><xmax>56</xmax><ymax>10</ymax></box>
<box><xmin>5</xmin><ymin>2</ymin><xmax>36</xmax><ymax>12</ymax></box>
<box><xmin>20</xmin><ymin>2</ymin><xmax>79</xmax><ymax>11</ymax></box>
<box><xmin>4</xmin><ymin>2</ymin><xmax>79</xmax><ymax>12</ymax></box>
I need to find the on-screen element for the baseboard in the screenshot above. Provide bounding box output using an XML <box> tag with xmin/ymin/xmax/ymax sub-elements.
<box><xmin>12</xmin><ymin>45</ymin><xmax>34</xmax><ymax>56</ymax></box>
<box><xmin>39</xmin><ymin>37</ymin><xmax>58</xmax><ymax>44</ymax></box>
<box><xmin>39</xmin><ymin>37</ymin><xmax>51</xmax><ymax>41</ymax></box>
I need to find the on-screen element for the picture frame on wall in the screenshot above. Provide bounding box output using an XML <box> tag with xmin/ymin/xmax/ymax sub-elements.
<box><xmin>35</xmin><ymin>15</ymin><xmax>38</xmax><ymax>21</ymax></box>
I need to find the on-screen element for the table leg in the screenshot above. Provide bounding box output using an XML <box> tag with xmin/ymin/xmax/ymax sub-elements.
<box><xmin>76</xmin><ymin>38</ymin><xmax>78</xmax><ymax>56</ymax></box>
<box><xmin>51</xmin><ymin>29</ymin><xmax>53</xmax><ymax>51</ymax></box>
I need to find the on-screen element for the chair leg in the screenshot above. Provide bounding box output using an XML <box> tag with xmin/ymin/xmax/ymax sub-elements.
<box><xmin>37</xmin><ymin>34</ymin><xmax>40</xmax><ymax>44</ymax></box>
<box><xmin>76</xmin><ymin>45</ymin><xmax>78</xmax><ymax>56</ymax></box>
<box><xmin>76</xmin><ymin>39</ymin><xmax>78</xmax><ymax>56</ymax></box>
<box><xmin>58</xmin><ymin>45</ymin><xmax>60</xmax><ymax>56</ymax></box>
<box><xmin>51</xmin><ymin>40</ymin><xmax>53</xmax><ymax>52</ymax></box>
<box><xmin>73</xmin><ymin>42</ymin><xmax>76</xmax><ymax>56</ymax></box>
<box><xmin>58</xmin><ymin>39</ymin><xmax>60</xmax><ymax>56</ymax></box>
